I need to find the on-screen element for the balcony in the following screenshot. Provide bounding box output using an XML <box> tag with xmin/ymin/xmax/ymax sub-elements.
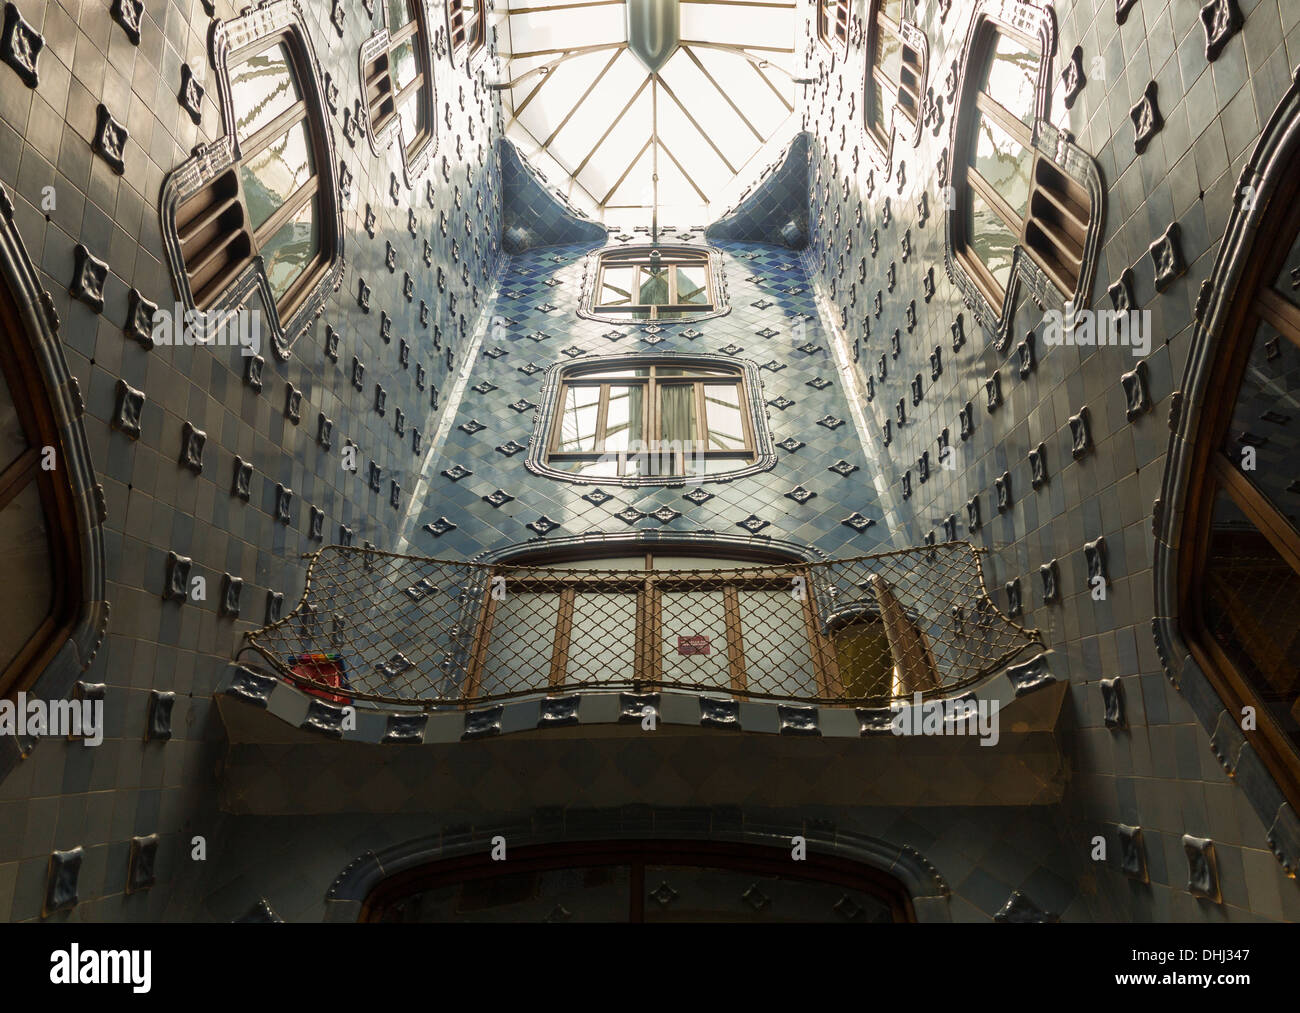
<box><xmin>239</xmin><ymin>542</ymin><xmax>1043</xmax><ymax>708</ymax></box>
<box><xmin>216</xmin><ymin>543</ymin><xmax>1066</xmax><ymax>813</ymax></box>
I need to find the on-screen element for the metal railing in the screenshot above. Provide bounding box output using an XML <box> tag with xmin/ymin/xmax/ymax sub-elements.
<box><xmin>241</xmin><ymin>542</ymin><xmax>1043</xmax><ymax>709</ymax></box>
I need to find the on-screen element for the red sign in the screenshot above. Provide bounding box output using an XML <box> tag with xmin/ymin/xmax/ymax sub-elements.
<box><xmin>677</xmin><ymin>635</ymin><xmax>711</xmax><ymax>656</ymax></box>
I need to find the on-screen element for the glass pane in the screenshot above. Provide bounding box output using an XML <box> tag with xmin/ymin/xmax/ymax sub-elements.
<box><xmin>0</xmin><ymin>362</ymin><xmax>30</xmax><ymax>475</ymax></box>
<box><xmin>659</xmin><ymin>384</ymin><xmax>697</xmax><ymax>465</ymax></box>
<box><xmin>738</xmin><ymin>589</ymin><xmax>815</xmax><ymax>697</ymax></box>
<box><xmin>260</xmin><ymin>196</ymin><xmax>319</xmax><ymax>303</ymax></box>
<box><xmin>478</xmin><ymin>591</ymin><xmax>558</xmax><ymax>696</ymax></box>
<box><xmin>970</xmin><ymin>111</ymin><xmax>1031</xmax><ymax>220</ymax></box>
<box><xmin>703</xmin><ymin>384</ymin><xmax>746</xmax><ymax>450</ymax></box>
<box><xmin>552</xmin><ymin>556</ymin><xmax>646</xmax><ymax>570</ymax></box>
<box><xmin>639</xmin><ymin>266</ymin><xmax>671</xmax><ymax>305</ymax></box>
<box><xmin>879</xmin><ymin>0</ymin><xmax>905</xmax><ymax>22</ymax></box>
<box><xmin>240</xmin><ymin>120</ymin><xmax>315</xmax><ymax>231</ymax></box>
<box><xmin>556</xmin><ymin>385</ymin><xmax>601</xmax><ymax>452</ymax></box>
<box><xmin>868</xmin><ymin>76</ymin><xmax>887</xmax><ymax>134</ymax></box>
<box><xmin>598</xmin><ymin>266</ymin><xmax>636</xmax><ymax>307</ymax></box>
<box><xmin>398</xmin><ymin>87</ymin><xmax>425</xmax><ymax>145</ymax></box>
<box><xmin>873</xmin><ymin>23</ymin><xmax>902</xmax><ymax>84</ymax></box>
<box><xmin>643</xmin><ymin>865</ymin><xmax>893</xmax><ymax>922</ymax></box>
<box><xmin>701</xmin><ymin>454</ymin><xmax>752</xmax><ymax>474</ymax></box>
<box><xmin>659</xmin><ymin>589</ymin><xmax>731</xmax><ymax>689</ymax></box>
<box><xmin>0</xmin><ymin>481</ymin><xmax>54</xmax><ymax>673</ymax></box>
<box><xmin>570</xmin><ymin>366</ymin><xmax>648</xmax><ymax>379</ymax></box>
<box><xmin>229</xmin><ymin>43</ymin><xmax>300</xmax><ymax>142</ymax></box>
<box><xmin>980</xmin><ymin>31</ymin><xmax>1040</xmax><ymax>128</ymax></box>
<box><xmin>1220</xmin><ymin>320</ymin><xmax>1300</xmax><ymax>533</ymax></box>
<box><xmin>386</xmin><ymin>0</ymin><xmax>413</xmax><ymax>27</ymax></box>
<box><xmin>567</xmin><ymin>592</ymin><xmax>637</xmax><ymax>683</ymax></box>
<box><xmin>967</xmin><ymin>189</ymin><xmax>1017</xmax><ymax>294</ymax></box>
<box><xmin>604</xmin><ymin>385</ymin><xmax>643</xmax><ymax>453</ymax></box>
<box><xmin>675</xmin><ymin>265</ymin><xmax>709</xmax><ymax>304</ymax></box>
<box><xmin>1273</xmin><ymin>228</ymin><xmax>1300</xmax><ymax>310</ymax></box>
<box><xmin>1201</xmin><ymin>489</ymin><xmax>1300</xmax><ymax>751</ymax></box>
<box><xmin>391</xmin><ymin>38</ymin><xmax>419</xmax><ymax>91</ymax></box>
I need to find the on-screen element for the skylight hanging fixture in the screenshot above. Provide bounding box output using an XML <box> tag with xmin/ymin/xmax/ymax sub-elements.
<box><xmin>627</xmin><ymin>0</ymin><xmax>681</xmax><ymax>243</ymax></box>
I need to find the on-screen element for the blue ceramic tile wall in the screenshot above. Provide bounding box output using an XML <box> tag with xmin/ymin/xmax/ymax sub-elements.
<box><xmin>0</xmin><ymin>0</ymin><xmax>1297</xmax><ymax>924</ymax></box>
<box><xmin>0</xmin><ymin>0</ymin><xmax>502</xmax><ymax>920</ymax></box>
<box><xmin>802</xmin><ymin>0</ymin><xmax>1300</xmax><ymax>919</ymax></box>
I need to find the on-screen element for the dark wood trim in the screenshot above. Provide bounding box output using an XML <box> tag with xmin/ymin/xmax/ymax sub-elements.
<box><xmin>1178</xmin><ymin>171</ymin><xmax>1300</xmax><ymax>812</ymax></box>
<box><xmin>359</xmin><ymin>839</ymin><xmax>916</xmax><ymax>922</ymax></box>
<box><xmin>0</xmin><ymin>272</ymin><xmax>82</xmax><ymax>698</ymax></box>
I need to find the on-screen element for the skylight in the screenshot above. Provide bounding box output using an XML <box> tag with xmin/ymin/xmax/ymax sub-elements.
<box><xmin>499</xmin><ymin>0</ymin><xmax>798</xmax><ymax>226</ymax></box>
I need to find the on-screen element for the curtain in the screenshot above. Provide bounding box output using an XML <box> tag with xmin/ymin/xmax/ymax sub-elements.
<box><xmin>659</xmin><ymin>384</ymin><xmax>696</xmax><ymax>475</ymax></box>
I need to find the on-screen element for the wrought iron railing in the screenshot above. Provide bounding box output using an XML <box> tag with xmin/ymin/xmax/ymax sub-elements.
<box><xmin>241</xmin><ymin>542</ymin><xmax>1043</xmax><ymax>709</ymax></box>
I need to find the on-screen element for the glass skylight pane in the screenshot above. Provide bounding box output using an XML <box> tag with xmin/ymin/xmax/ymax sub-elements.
<box><xmin>503</xmin><ymin>0</ymin><xmax>797</xmax><ymax>218</ymax></box>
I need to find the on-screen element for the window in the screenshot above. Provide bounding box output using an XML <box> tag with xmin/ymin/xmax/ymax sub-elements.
<box><xmin>817</xmin><ymin>0</ymin><xmax>849</xmax><ymax>50</ymax></box>
<box><xmin>592</xmin><ymin>248</ymin><xmax>715</xmax><ymax>320</ymax></box>
<box><xmin>1182</xmin><ymin>191</ymin><xmax>1300</xmax><ymax>798</ymax></box>
<box><xmin>467</xmin><ymin>550</ymin><xmax>843</xmax><ymax>701</ymax></box>
<box><xmin>953</xmin><ymin>20</ymin><xmax>1091</xmax><ymax>308</ymax></box>
<box><xmin>173</xmin><ymin>30</ymin><xmax>333</xmax><ymax>317</ymax></box>
<box><xmin>449</xmin><ymin>0</ymin><xmax>485</xmax><ymax>57</ymax></box>
<box><xmin>864</xmin><ymin>0</ymin><xmax>922</xmax><ymax>147</ymax></box>
<box><xmin>0</xmin><ymin>273</ymin><xmax>80</xmax><ymax>698</ymax></box>
<box><xmin>364</xmin><ymin>0</ymin><xmax>434</xmax><ymax>159</ymax></box>
<box><xmin>543</xmin><ymin>359</ymin><xmax>756</xmax><ymax>479</ymax></box>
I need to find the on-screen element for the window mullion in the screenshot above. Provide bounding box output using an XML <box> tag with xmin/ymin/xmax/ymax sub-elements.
<box><xmin>240</xmin><ymin>101</ymin><xmax>309</xmax><ymax>162</ymax></box>
<box><xmin>250</xmin><ymin>176</ymin><xmax>319</xmax><ymax>250</ymax></box>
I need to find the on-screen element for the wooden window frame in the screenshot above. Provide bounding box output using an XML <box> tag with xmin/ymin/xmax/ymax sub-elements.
<box><xmin>0</xmin><ymin>277</ymin><xmax>82</xmax><ymax>699</ymax></box>
<box><xmin>544</xmin><ymin>362</ymin><xmax>757</xmax><ymax>477</ymax></box>
<box><xmin>175</xmin><ymin>31</ymin><xmax>331</xmax><ymax>319</ymax></box>
<box><xmin>449</xmin><ymin>0</ymin><xmax>486</xmax><ymax>58</ymax></box>
<box><xmin>466</xmin><ymin>551</ymin><xmax>844</xmax><ymax>700</ymax></box>
<box><xmin>863</xmin><ymin>1</ymin><xmax>920</xmax><ymax>150</ymax></box>
<box><xmin>593</xmin><ymin>249</ymin><xmax>716</xmax><ymax>320</ymax></box>
<box><xmin>953</xmin><ymin>20</ymin><xmax>1090</xmax><ymax>311</ymax></box>
<box><xmin>817</xmin><ymin>0</ymin><xmax>850</xmax><ymax>52</ymax></box>
<box><xmin>366</xmin><ymin>1</ymin><xmax>434</xmax><ymax>159</ymax></box>
<box><xmin>1179</xmin><ymin>189</ymin><xmax>1300</xmax><ymax>809</ymax></box>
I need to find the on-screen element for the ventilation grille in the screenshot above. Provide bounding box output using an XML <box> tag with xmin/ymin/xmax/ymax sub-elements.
<box><xmin>1025</xmin><ymin>157</ymin><xmax>1089</xmax><ymax>297</ymax></box>
<box><xmin>365</xmin><ymin>51</ymin><xmax>395</xmax><ymax>131</ymax></box>
<box><xmin>897</xmin><ymin>40</ymin><xmax>922</xmax><ymax>123</ymax></box>
<box><xmin>175</xmin><ymin>169</ymin><xmax>251</xmax><ymax>310</ymax></box>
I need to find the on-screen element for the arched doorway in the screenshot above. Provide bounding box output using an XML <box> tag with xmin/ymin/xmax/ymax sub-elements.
<box><xmin>360</xmin><ymin>839</ymin><xmax>915</xmax><ymax>922</ymax></box>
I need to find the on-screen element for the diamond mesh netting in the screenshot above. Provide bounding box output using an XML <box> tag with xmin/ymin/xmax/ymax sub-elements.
<box><xmin>242</xmin><ymin>541</ymin><xmax>1043</xmax><ymax>708</ymax></box>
